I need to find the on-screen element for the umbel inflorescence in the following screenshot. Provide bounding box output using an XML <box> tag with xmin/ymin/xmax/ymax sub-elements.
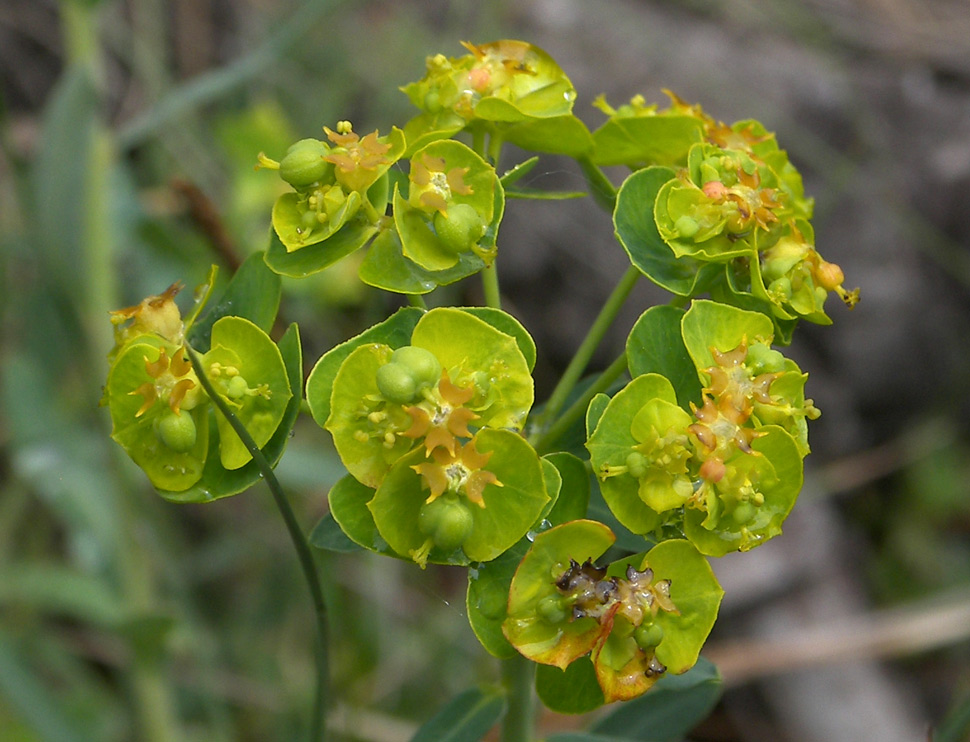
<box><xmin>103</xmin><ymin>38</ymin><xmax>855</xmax><ymax>707</ymax></box>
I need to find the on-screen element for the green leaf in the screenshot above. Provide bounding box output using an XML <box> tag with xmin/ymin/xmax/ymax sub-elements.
<box><xmin>466</xmin><ymin>539</ymin><xmax>530</xmax><ymax>659</ymax></box>
<box><xmin>502</xmin><ymin>114</ymin><xmax>593</xmax><ymax>157</ymax></box>
<box><xmin>590</xmin><ymin>657</ymin><xmax>721</xmax><ymax>741</ymax></box>
<box><xmin>458</xmin><ymin>306</ymin><xmax>537</xmax><ymax>372</ymax></box>
<box><xmin>203</xmin><ymin>316</ymin><xmax>292</xmax><ymax>470</ymax></box>
<box><xmin>409</xmin><ymin>686</ymin><xmax>507</xmax><ymax>742</ymax></box>
<box><xmin>505</xmin><ymin>187</ymin><xmax>587</xmax><ymax>200</ymax></box>
<box><xmin>680</xmin><ymin>299</ymin><xmax>774</xmax><ymax>377</ymax></box>
<box><xmin>305</xmin><ymin>307</ymin><xmax>424</xmax><ymax>428</ymax></box>
<box><xmin>160</xmin><ymin>323</ymin><xmax>302</xmax><ymax>502</ymax></box>
<box><xmin>187</xmin><ymin>250</ymin><xmax>281</xmax><ymax>351</ymax></box>
<box><xmin>591</xmin><ymin>115</ymin><xmax>704</xmax><ymax>167</ymax></box>
<box><xmin>626</xmin><ymin>306</ymin><xmax>700</xmax><ymax>410</ymax></box>
<box><xmin>536</xmin><ymin>657</ymin><xmax>605</xmax><ymax>714</ymax></box>
<box><xmin>586</xmin><ymin>374</ymin><xmax>682</xmax><ymax>534</ymax></box>
<box><xmin>500</xmin><ymin>156</ymin><xmax>540</xmax><ymax>187</ymax></box>
<box><xmin>358</xmin><ymin>226</ymin><xmax>485</xmax><ymax>295</ymax></box>
<box><xmin>503</xmin><ymin>520</ymin><xmax>615</xmax><ymax>668</ymax></box>
<box><xmin>264</xmin><ymin>221</ymin><xmax>378</xmax><ymax>278</ymax></box>
<box><xmin>324</xmin><ymin>474</ymin><xmax>397</xmax><ymax>555</ymax></box>
<box><xmin>369</xmin><ymin>429</ymin><xmax>548</xmax><ymax>565</ymax></box>
<box><xmin>410</xmin><ymin>307</ymin><xmax>534</xmax><ymax>432</ymax></box>
<box><xmin>543</xmin><ymin>452</ymin><xmax>590</xmax><ymax>526</ymax></box>
<box><xmin>586</xmin><ymin>393</ymin><xmax>611</xmax><ymax>439</ymax></box>
<box><xmin>614</xmin><ymin>167</ymin><xmax>717</xmax><ymax>296</ymax></box>
<box><xmin>308</xmin><ymin>513</ymin><xmax>364</xmax><ymax>553</ymax></box>
<box><xmin>0</xmin><ymin>564</ymin><xmax>124</xmax><ymax>627</ymax></box>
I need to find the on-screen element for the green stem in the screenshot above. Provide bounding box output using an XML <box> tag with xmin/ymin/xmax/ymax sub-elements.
<box><xmin>536</xmin><ymin>265</ymin><xmax>640</xmax><ymax>433</ymax></box>
<box><xmin>536</xmin><ymin>351</ymin><xmax>628</xmax><ymax>454</ymax></box>
<box><xmin>188</xmin><ymin>349</ymin><xmax>330</xmax><ymax>742</ymax></box>
<box><xmin>407</xmin><ymin>293</ymin><xmax>428</xmax><ymax>310</ymax></box>
<box><xmin>576</xmin><ymin>154</ymin><xmax>617</xmax><ymax>213</ymax></box>
<box><xmin>482</xmin><ymin>263</ymin><xmax>501</xmax><ymax>309</ymax></box>
<box><xmin>500</xmin><ymin>654</ymin><xmax>536</xmax><ymax>742</ymax></box>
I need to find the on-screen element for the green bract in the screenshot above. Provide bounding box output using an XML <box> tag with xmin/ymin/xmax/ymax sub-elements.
<box><xmin>200</xmin><ymin>316</ymin><xmax>292</xmax><ymax>470</ymax></box>
<box><xmin>369</xmin><ymin>428</ymin><xmax>549</xmax><ymax>567</ymax></box>
<box><xmin>503</xmin><ymin>522</ymin><xmax>722</xmax><ymax>704</ymax></box>
<box><xmin>323</xmin><ymin>307</ymin><xmax>534</xmax><ymax>488</ymax></box>
<box><xmin>397</xmin><ymin>140</ymin><xmax>502</xmax><ymax>271</ymax></box>
<box><xmin>269</xmin><ymin>124</ymin><xmax>405</xmax><ymax>256</ymax></box>
<box><xmin>402</xmin><ymin>40</ymin><xmax>576</xmax><ymax>124</ymax></box>
<box><xmin>107</xmin><ymin>338</ymin><xmax>210</xmax><ymax>491</ymax></box>
<box><xmin>586</xmin><ymin>374</ymin><xmax>691</xmax><ymax>535</ymax></box>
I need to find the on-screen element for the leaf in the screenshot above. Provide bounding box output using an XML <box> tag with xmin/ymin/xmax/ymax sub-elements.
<box><xmin>308</xmin><ymin>513</ymin><xmax>363</xmax><ymax>553</ymax></box>
<box><xmin>466</xmin><ymin>539</ymin><xmax>530</xmax><ymax>659</ymax></box>
<box><xmin>160</xmin><ymin>323</ymin><xmax>302</xmax><ymax>502</ymax></box>
<box><xmin>500</xmin><ymin>156</ymin><xmax>540</xmax><ymax>187</ymax></box>
<box><xmin>614</xmin><ymin>167</ymin><xmax>717</xmax><ymax>297</ymax></box>
<box><xmin>680</xmin><ymin>299</ymin><xmax>775</xmax><ymax>377</ymax></box>
<box><xmin>0</xmin><ymin>564</ymin><xmax>125</xmax><ymax>627</ymax></box>
<box><xmin>324</xmin><ymin>474</ymin><xmax>397</xmax><ymax>555</ymax></box>
<box><xmin>458</xmin><ymin>306</ymin><xmax>537</xmax><ymax>372</ymax></box>
<box><xmin>590</xmin><ymin>657</ymin><xmax>721</xmax><ymax>741</ymax></box>
<box><xmin>626</xmin><ymin>306</ymin><xmax>700</xmax><ymax>410</ymax></box>
<box><xmin>187</xmin><ymin>250</ymin><xmax>281</xmax><ymax>351</ymax></box>
<box><xmin>358</xmin><ymin>225</ymin><xmax>485</xmax><ymax>294</ymax></box>
<box><xmin>535</xmin><ymin>657</ymin><xmax>605</xmax><ymax>715</ymax></box>
<box><xmin>409</xmin><ymin>686</ymin><xmax>507</xmax><ymax>742</ymax></box>
<box><xmin>502</xmin><ymin>114</ymin><xmax>593</xmax><ymax>157</ymax></box>
<box><xmin>264</xmin><ymin>220</ymin><xmax>378</xmax><ymax>278</ymax></box>
<box><xmin>305</xmin><ymin>306</ymin><xmax>424</xmax><ymax>428</ymax></box>
<box><xmin>591</xmin><ymin>115</ymin><xmax>704</xmax><ymax>167</ymax></box>
<box><xmin>543</xmin><ymin>452</ymin><xmax>590</xmax><ymax>525</ymax></box>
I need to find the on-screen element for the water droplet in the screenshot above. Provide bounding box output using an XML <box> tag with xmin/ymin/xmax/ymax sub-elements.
<box><xmin>468</xmin><ymin>567</ymin><xmax>479</xmax><ymax>580</ymax></box>
<box><xmin>538</xmin><ymin>519</ymin><xmax>552</xmax><ymax>532</ymax></box>
<box><xmin>526</xmin><ymin>530</ymin><xmax>536</xmax><ymax>542</ymax></box>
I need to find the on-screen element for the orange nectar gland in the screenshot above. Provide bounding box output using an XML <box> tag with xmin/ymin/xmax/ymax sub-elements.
<box><xmin>109</xmin><ymin>282</ymin><xmax>184</xmax><ymax>349</ymax></box>
<box><xmin>411</xmin><ymin>438</ymin><xmax>501</xmax><ymax>508</ymax></box>
<box><xmin>410</xmin><ymin>154</ymin><xmax>474</xmax><ymax>214</ymax></box>
<box><xmin>402</xmin><ymin>370</ymin><xmax>478</xmax><ymax>457</ymax></box>
<box><xmin>129</xmin><ymin>346</ymin><xmax>203</xmax><ymax>417</ymax></box>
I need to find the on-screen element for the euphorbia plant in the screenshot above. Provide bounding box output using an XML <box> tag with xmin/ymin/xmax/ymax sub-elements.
<box><xmin>103</xmin><ymin>38</ymin><xmax>856</xmax><ymax>742</ymax></box>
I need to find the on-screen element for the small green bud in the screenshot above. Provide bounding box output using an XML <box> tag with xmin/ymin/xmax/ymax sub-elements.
<box><xmin>155</xmin><ymin>411</ymin><xmax>197</xmax><ymax>453</ymax></box>
<box><xmin>745</xmin><ymin>343</ymin><xmax>785</xmax><ymax>374</ymax></box>
<box><xmin>626</xmin><ymin>451</ymin><xmax>648</xmax><ymax>479</ymax></box>
<box><xmin>225</xmin><ymin>374</ymin><xmax>249</xmax><ymax>400</ymax></box>
<box><xmin>633</xmin><ymin>622</ymin><xmax>664</xmax><ymax>650</ymax></box>
<box><xmin>537</xmin><ymin>595</ymin><xmax>568</xmax><ymax>624</ymax></box>
<box><xmin>390</xmin><ymin>346</ymin><xmax>441</xmax><ymax>389</ymax></box>
<box><xmin>376</xmin><ymin>362</ymin><xmax>418</xmax><ymax>404</ymax></box>
<box><xmin>418</xmin><ymin>496</ymin><xmax>474</xmax><ymax>552</ymax></box>
<box><xmin>768</xmin><ymin>276</ymin><xmax>792</xmax><ymax>301</ymax></box>
<box><xmin>279</xmin><ymin>139</ymin><xmax>332</xmax><ymax>187</ymax></box>
<box><xmin>433</xmin><ymin>203</ymin><xmax>485</xmax><ymax>255</ymax></box>
<box><xmin>674</xmin><ymin>215</ymin><xmax>699</xmax><ymax>239</ymax></box>
<box><xmin>732</xmin><ymin>501</ymin><xmax>757</xmax><ymax>525</ymax></box>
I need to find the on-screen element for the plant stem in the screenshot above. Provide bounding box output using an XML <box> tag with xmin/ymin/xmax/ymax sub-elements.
<box><xmin>536</xmin><ymin>265</ymin><xmax>640</xmax><ymax>434</ymax></box>
<box><xmin>535</xmin><ymin>351</ymin><xmax>628</xmax><ymax>454</ymax></box>
<box><xmin>407</xmin><ymin>293</ymin><xmax>428</xmax><ymax>310</ymax></box>
<box><xmin>482</xmin><ymin>263</ymin><xmax>502</xmax><ymax>309</ymax></box>
<box><xmin>500</xmin><ymin>654</ymin><xmax>536</xmax><ymax>742</ymax></box>
<box><xmin>188</xmin><ymin>349</ymin><xmax>330</xmax><ymax>742</ymax></box>
<box><xmin>576</xmin><ymin>154</ymin><xmax>617</xmax><ymax>213</ymax></box>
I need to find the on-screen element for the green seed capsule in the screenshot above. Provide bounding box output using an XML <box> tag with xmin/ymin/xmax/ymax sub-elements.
<box><xmin>433</xmin><ymin>203</ymin><xmax>485</xmax><ymax>255</ymax></box>
<box><xmin>390</xmin><ymin>346</ymin><xmax>441</xmax><ymax>389</ymax></box>
<box><xmin>375</xmin><ymin>362</ymin><xmax>418</xmax><ymax>404</ymax></box>
<box><xmin>155</xmin><ymin>411</ymin><xmax>197</xmax><ymax>453</ymax></box>
<box><xmin>279</xmin><ymin>139</ymin><xmax>332</xmax><ymax>187</ymax></box>
<box><xmin>537</xmin><ymin>595</ymin><xmax>568</xmax><ymax>624</ymax></box>
<box><xmin>418</xmin><ymin>496</ymin><xmax>474</xmax><ymax>552</ymax></box>
<box><xmin>634</xmin><ymin>622</ymin><xmax>664</xmax><ymax>650</ymax></box>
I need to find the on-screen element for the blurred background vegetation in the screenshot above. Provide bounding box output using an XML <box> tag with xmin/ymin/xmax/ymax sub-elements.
<box><xmin>3</xmin><ymin>0</ymin><xmax>970</xmax><ymax>740</ymax></box>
